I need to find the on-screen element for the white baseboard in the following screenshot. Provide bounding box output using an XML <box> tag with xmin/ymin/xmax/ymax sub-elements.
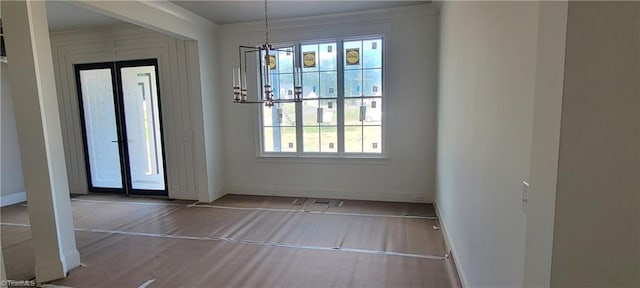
<box><xmin>168</xmin><ymin>191</ymin><xmax>199</xmax><ymax>201</ymax></box>
<box><xmin>63</xmin><ymin>249</ymin><xmax>81</xmax><ymax>274</ymax></box>
<box><xmin>228</xmin><ymin>185</ymin><xmax>432</xmax><ymax>203</ymax></box>
<box><xmin>35</xmin><ymin>259</ymin><xmax>66</xmax><ymax>283</ymax></box>
<box><xmin>434</xmin><ymin>202</ymin><xmax>468</xmax><ymax>288</ymax></box>
<box><xmin>35</xmin><ymin>251</ymin><xmax>80</xmax><ymax>283</ymax></box>
<box><xmin>0</xmin><ymin>192</ymin><xmax>27</xmax><ymax>207</ymax></box>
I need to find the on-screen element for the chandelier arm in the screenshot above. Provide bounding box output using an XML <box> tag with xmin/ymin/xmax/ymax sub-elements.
<box><xmin>236</xmin><ymin>100</ymin><xmax>301</xmax><ymax>104</ymax></box>
<box><xmin>239</xmin><ymin>46</ymin><xmax>262</xmax><ymax>51</ymax></box>
<box><xmin>238</xmin><ymin>45</ymin><xmax>243</xmax><ymax>89</ymax></box>
<box><xmin>237</xmin><ymin>101</ymin><xmax>266</xmax><ymax>104</ymax></box>
<box><xmin>272</xmin><ymin>99</ymin><xmax>301</xmax><ymax>103</ymax></box>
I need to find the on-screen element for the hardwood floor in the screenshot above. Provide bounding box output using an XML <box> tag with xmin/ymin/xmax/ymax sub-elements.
<box><xmin>1</xmin><ymin>194</ymin><xmax>461</xmax><ymax>287</ymax></box>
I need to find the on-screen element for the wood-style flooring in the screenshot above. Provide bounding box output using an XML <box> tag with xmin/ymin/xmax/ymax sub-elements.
<box><xmin>1</xmin><ymin>194</ymin><xmax>461</xmax><ymax>287</ymax></box>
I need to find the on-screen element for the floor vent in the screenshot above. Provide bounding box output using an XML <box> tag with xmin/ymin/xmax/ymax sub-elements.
<box><xmin>292</xmin><ymin>198</ymin><xmax>307</xmax><ymax>205</ymax></box>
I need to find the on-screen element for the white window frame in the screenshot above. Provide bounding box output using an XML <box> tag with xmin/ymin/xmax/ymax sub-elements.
<box><xmin>258</xmin><ymin>36</ymin><xmax>385</xmax><ymax>159</ymax></box>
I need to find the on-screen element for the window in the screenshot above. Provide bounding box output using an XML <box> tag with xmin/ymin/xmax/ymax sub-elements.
<box><xmin>261</xmin><ymin>37</ymin><xmax>383</xmax><ymax>157</ymax></box>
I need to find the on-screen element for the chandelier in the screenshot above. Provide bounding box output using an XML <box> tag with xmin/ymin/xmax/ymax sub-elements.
<box><xmin>233</xmin><ymin>0</ymin><xmax>302</xmax><ymax>108</ymax></box>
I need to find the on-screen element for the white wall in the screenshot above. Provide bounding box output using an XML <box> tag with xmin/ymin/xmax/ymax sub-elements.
<box><xmin>523</xmin><ymin>1</ymin><xmax>568</xmax><ymax>287</ymax></box>
<box><xmin>73</xmin><ymin>1</ymin><xmax>226</xmax><ymax>202</ymax></box>
<box><xmin>50</xmin><ymin>24</ymin><xmax>204</xmax><ymax>200</ymax></box>
<box><xmin>550</xmin><ymin>2</ymin><xmax>640</xmax><ymax>286</ymax></box>
<box><xmin>1</xmin><ymin>62</ymin><xmax>27</xmax><ymax>205</ymax></box>
<box><xmin>437</xmin><ymin>1</ymin><xmax>541</xmax><ymax>286</ymax></box>
<box><xmin>218</xmin><ymin>4</ymin><xmax>439</xmax><ymax>203</ymax></box>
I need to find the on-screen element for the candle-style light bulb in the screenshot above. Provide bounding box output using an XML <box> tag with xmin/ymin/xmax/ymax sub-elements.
<box><xmin>233</xmin><ymin>67</ymin><xmax>240</xmax><ymax>101</ymax></box>
<box><xmin>293</xmin><ymin>67</ymin><xmax>303</xmax><ymax>100</ymax></box>
<box><xmin>263</xmin><ymin>64</ymin><xmax>269</xmax><ymax>86</ymax></box>
<box><xmin>232</xmin><ymin>70</ymin><xmax>237</xmax><ymax>88</ymax></box>
<box><xmin>293</xmin><ymin>67</ymin><xmax>298</xmax><ymax>86</ymax></box>
<box><xmin>242</xmin><ymin>72</ymin><xmax>247</xmax><ymax>90</ymax></box>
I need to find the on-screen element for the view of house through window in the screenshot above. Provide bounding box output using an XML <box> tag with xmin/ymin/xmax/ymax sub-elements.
<box><xmin>261</xmin><ymin>37</ymin><xmax>383</xmax><ymax>156</ymax></box>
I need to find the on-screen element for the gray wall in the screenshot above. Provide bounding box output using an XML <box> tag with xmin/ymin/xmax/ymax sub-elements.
<box><xmin>1</xmin><ymin>62</ymin><xmax>26</xmax><ymax>197</ymax></box>
<box><xmin>436</xmin><ymin>1</ymin><xmax>540</xmax><ymax>286</ymax></box>
<box><xmin>523</xmin><ymin>2</ymin><xmax>568</xmax><ymax>286</ymax></box>
<box><xmin>551</xmin><ymin>2</ymin><xmax>640</xmax><ymax>287</ymax></box>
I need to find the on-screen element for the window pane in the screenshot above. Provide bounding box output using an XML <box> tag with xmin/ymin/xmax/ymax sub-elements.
<box><xmin>279</xmin><ymin>103</ymin><xmax>297</xmax><ymax>126</ymax></box>
<box><xmin>319</xmin><ymin>99</ymin><xmax>337</xmax><ymax>126</ymax></box>
<box><xmin>319</xmin><ymin>71</ymin><xmax>337</xmax><ymax>98</ymax></box>
<box><xmin>345</xmin><ymin>98</ymin><xmax>362</xmax><ymax>125</ymax></box>
<box><xmin>263</xmin><ymin>127</ymin><xmax>275</xmax><ymax>152</ymax></box>
<box><xmin>303</xmin><ymin>126</ymin><xmax>320</xmax><ymax>152</ymax></box>
<box><xmin>281</xmin><ymin>127</ymin><xmax>297</xmax><ymax>152</ymax></box>
<box><xmin>345</xmin><ymin>126</ymin><xmax>363</xmax><ymax>153</ymax></box>
<box><xmin>263</xmin><ymin>103</ymin><xmax>296</xmax><ymax>127</ymax></box>
<box><xmin>278</xmin><ymin>73</ymin><xmax>294</xmax><ymax>100</ymax></box>
<box><xmin>344</xmin><ymin>70</ymin><xmax>362</xmax><ymax>97</ymax></box>
<box><xmin>363</xmin><ymin>39</ymin><xmax>382</xmax><ymax>69</ymax></box>
<box><xmin>344</xmin><ymin>40</ymin><xmax>362</xmax><ymax>70</ymax></box>
<box><xmin>263</xmin><ymin>105</ymin><xmax>277</xmax><ymax>127</ymax></box>
<box><xmin>302</xmin><ymin>72</ymin><xmax>319</xmax><ymax>99</ymax></box>
<box><xmin>363</xmin><ymin>98</ymin><xmax>382</xmax><ymax>126</ymax></box>
<box><xmin>319</xmin><ymin>43</ymin><xmax>337</xmax><ymax>71</ymax></box>
<box><xmin>264</xmin><ymin>126</ymin><xmax>296</xmax><ymax>152</ymax></box>
<box><xmin>302</xmin><ymin>100</ymin><xmax>319</xmax><ymax>126</ymax></box>
<box><xmin>301</xmin><ymin>44</ymin><xmax>319</xmax><ymax>72</ymax></box>
<box><xmin>320</xmin><ymin>126</ymin><xmax>338</xmax><ymax>152</ymax></box>
<box><xmin>363</xmin><ymin>68</ymin><xmax>382</xmax><ymax>96</ymax></box>
<box><xmin>268</xmin><ymin>71</ymin><xmax>280</xmax><ymax>99</ymax></box>
<box><xmin>363</xmin><ymin>126</ymin><xmax>382</xmax><ymax>153</ymax></box>
<box><xmin>278</xmin><ymin>48</ymin><xmax>294</xmax><ymax>73</ymax></box>
<box><xmin>259</xmin><ymin>39</ymin><xmax>383</xmax><ymax>156</ymax></box>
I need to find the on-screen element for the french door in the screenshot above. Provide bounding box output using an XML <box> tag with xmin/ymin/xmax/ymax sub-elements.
<box><xmin>75</xmin><ymin>59</ymin><xmax>167</xmax><ymax>196</ymax></box>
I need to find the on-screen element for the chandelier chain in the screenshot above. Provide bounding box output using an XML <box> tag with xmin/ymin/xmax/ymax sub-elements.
<box><xmin>264</xmin><ymin>0</ymin><xmax>269</xmax><ymax>45</ymax></box>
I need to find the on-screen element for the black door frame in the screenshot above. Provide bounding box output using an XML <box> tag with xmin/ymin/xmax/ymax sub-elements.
<box><xmin>75</xmin><ymin>59</ymin><xmax>168</xmax><ymax>197</ymax></box>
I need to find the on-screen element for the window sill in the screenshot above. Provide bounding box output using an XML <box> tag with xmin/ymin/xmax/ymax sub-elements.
<box><xmin>256</xmin><ymin>154</ymin><xmax>391</xmax><ymax>165</ymax></box>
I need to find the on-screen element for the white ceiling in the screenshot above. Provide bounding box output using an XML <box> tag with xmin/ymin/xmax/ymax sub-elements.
<box><xmin>44</xmin><ymin>1</ymin><xmax>428</xmax><ymax>31</ymax></box>
<box><xmin>172</xmin><ymin>1</ymin><xmax>429</xmax><ymax>25</ymax></box>
<box><xmin>46</xmin><ymin>1</ymin><xmax>124</xmax><ymax>31</ymax></box>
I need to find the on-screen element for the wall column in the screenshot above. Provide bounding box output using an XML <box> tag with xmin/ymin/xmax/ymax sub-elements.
<box><xmin>2</xmin><ymin>0</ymin><xmax>80</xmax><ymax>282</ymax></box>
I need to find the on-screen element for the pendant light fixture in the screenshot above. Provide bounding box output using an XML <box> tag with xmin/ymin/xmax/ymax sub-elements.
<box><xmin>232</xmin><ymin>0</ymin><xmax>302</xmax><ymax>107</ymax></box>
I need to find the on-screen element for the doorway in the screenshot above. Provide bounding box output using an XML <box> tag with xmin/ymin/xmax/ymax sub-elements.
<box><xmin>75</xmin><ymin>59</ymin><xmax>167</xmax><ymax>196</ymax></box>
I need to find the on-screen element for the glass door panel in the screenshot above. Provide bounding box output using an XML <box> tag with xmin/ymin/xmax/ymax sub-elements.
<box><xmin>77</xmin><ymin>66</ymin><xmax>123</xmax><ymax>189</ymax></box>
<box><xmin>119</xmin><ymin>64</ymin><xmax>166</xmax><ymax>191</ymax></box>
